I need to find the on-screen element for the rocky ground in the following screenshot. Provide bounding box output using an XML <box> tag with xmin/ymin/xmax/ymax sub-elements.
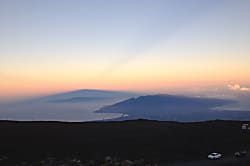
<box><xmin>0</xmin><ymin>119</ymin><xmax>250</xmax><ymax>165</ymax></box>
<box><xmin>0</xmin><ymin>155</ymin><xmax>157</xmax><ymax>166</ymax></box>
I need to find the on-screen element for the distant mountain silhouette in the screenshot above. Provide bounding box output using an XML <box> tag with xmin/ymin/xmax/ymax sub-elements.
<box><xmin>0</xmin><ymin>89</ymin><xmax>139</xmax><ymax>122</ymax></box>
<box><xmin>96</xmin><ymin>94</ymin><xmax>250</xmax><ymax>121</ymax></box>
<box><xmin>48</xmin><ymin>97</ymin><xmax>108</xmax><ymax>103</ymax></box>
<box><xmin>44</xmin><ymin>89</ymin><xmax>137</xmax><ymax>103</ymax></box>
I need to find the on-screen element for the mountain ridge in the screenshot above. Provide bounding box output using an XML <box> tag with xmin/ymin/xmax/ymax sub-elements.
<box><xmin>96</xmin><ymin>94</ymin><xmax>250</xmax><ymax>121</ymax></box>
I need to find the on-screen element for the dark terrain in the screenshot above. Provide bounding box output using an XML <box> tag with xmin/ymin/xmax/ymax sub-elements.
<box><xmin>97</xmin><ymin>95</ymin><xmax>250</xmax><ymax>121</ymax></box>
<box><xmin>0</xmin><ymin>120</ymin><xmax>250</xmax><ymax>165</ymax></box>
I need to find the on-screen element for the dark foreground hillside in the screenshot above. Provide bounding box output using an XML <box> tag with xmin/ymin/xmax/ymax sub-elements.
<box><xmin>0</xmin><ymin>120</ymin><xmax>250</xmax><ymax>165</ymax></box>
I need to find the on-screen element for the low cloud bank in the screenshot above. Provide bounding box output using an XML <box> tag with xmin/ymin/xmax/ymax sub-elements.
<box><xmin>228</xmin><ymin>84</ymin><xmax>250</xmax><ymax>91</ymax></box>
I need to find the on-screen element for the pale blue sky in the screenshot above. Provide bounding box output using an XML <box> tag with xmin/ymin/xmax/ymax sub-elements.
<box><xmin>0</xmin><ymin>0</ymin><xmax>224</xmax><ymax>58</ymax></box>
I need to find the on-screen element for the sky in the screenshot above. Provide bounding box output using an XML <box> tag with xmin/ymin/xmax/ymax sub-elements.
<box><xmin>1</xmin><ymin>0</ymin><xmax>250</xmax><ymax>101</ymax></box>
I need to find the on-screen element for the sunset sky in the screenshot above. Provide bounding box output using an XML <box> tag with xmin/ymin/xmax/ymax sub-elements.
<box><xmin>1</xmin><ymin>0</ymin><xmax>250</xmax><ymax>101</ymax></box>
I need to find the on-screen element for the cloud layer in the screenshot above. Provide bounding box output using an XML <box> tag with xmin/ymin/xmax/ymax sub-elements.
<box><xmin>228</xmin><ymin>84</ymin><xmax>250</xmax><ymax>91</ymax></box>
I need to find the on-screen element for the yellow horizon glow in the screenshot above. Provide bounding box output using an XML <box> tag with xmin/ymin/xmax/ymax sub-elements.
<box><xmin>1</xmin><ymin>54</ymin><xmax>250</xmax><ymax>99</ymax></box>
<box><xmin>1</xmin><ymin>45</ymin><xmax>250</xmax><ymax>99</ymax></box>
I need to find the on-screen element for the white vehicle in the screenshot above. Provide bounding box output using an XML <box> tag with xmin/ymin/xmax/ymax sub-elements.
<box><xmin>242</xmin><ymin>124</ymin><xmax>248</xmax><ymax>130</ymax></box>
<box><xmin>208</xmin><ymin>153</ymin><xmax>222</xmax><ymax>160</ymax></box>
<box><xmin>234</xmin><ymin>150</ymin><xmax>247</xmax><ymax>157</ymax></box>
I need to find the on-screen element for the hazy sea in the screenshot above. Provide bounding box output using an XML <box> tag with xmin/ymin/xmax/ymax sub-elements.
<box><xmin>0</xmin><ymin>100</ymin><xmax>123</xmax><ymax>122</ymax></box>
